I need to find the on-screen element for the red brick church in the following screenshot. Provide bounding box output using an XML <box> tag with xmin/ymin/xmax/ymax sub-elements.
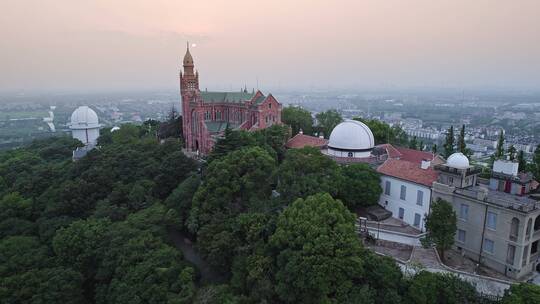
<box><xmin>180</xmin><ymin>44</ymin><xmax>282</xmax><ymax>155</ymax></box>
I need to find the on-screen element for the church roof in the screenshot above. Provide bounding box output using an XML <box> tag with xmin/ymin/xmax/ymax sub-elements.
<box><xmin>200</xmin><ymin>91</ymin><xmax>257</xmax><ymax>103</ymax></box>
<box><xmin>204</xmin><ymin>121</ymin><xmax>241</xmax><ymax>133</ymax></box>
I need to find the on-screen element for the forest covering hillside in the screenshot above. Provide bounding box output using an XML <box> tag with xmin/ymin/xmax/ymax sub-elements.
<box><xmin>0</xmin><ymin>121</ymin><xmax>538</xmax><ymax>303</ymax></box>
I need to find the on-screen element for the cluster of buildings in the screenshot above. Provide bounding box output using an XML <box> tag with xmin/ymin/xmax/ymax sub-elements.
<box><xmin>67</xmin><ymin>46</ymin><xmax>539</xmax><ymax>281</ymax></box>
<box><xmin>286</xmin><ymin>119</ymin><xmax>540</xmax><ymax>280</ymax></box>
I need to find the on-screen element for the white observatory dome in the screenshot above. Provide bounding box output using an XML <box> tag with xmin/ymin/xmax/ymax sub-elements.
<box><xmin>327</xmin><ymin>120</ymin><xmax>375</xmax><ymax>158</ymax></box>
<box><xmin>69</xmin><ymin>106</ymin><xmax>101</xmax><ymax>146</ymax></box>
<box><xmin>446</xmin><ymin>152</ymin><xmax>470</xmax><ymax>169</ymax></box>
<box><xmin>70</xmin><ymin>106</ymin><xmax>99</xmax><ymax>130</ymax></box>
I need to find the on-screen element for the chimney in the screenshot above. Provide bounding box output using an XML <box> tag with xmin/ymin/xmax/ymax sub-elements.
<box><xmin>477</xmin><ymin>186</ymin><xmax>488</xmax><ymax>201</ymax></box>
<box><xmin>421</xmin><ymin>159</ymin><xmax>431</xmax><ymax>170</ymax></box>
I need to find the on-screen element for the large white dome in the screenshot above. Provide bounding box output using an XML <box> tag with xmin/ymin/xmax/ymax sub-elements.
<box><xmin>328</xmin><ymin>120</ymin><xmax>375</xmax><ymax>151</ymax></box>
<box><xmin>70</xmin><ymin>106</ymin><xmax>99</xmax><ymax>130</ymax></box>
<box><xmin>447</xmin><ymin>152</ymin><xmax>470</xmax><ymax>169</ymax></box>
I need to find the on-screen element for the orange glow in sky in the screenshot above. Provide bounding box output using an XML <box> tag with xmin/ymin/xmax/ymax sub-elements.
<box><xmin>1</xmin><ymin>0</ymin><xmax>539</xmax><ymax>91</ymax></box>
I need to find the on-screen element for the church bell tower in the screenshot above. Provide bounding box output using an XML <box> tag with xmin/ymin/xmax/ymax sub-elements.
<box><xmin>180</xmin><ymin>42</ymin><xmax>199</xmax><ymax>94</ymax></box>
<box><xmin>180</xmin><ymin>42</ymin><xmax>200</xmax><ymax>152</ymax></box>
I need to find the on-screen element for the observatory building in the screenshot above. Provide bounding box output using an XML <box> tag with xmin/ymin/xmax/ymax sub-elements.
<box><xmin>70</xmin><ymin>106</ymin><xmax>101</xmax><ymax>160</ymax></box>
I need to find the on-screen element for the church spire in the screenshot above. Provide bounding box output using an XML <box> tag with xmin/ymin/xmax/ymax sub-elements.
<box><xmin>183</xmin><ymin>42</ymin><xmax>194</xmax><ymax>75</ymax></box>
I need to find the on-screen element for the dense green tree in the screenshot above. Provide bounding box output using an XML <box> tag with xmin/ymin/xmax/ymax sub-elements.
<box><xmin>189</xmin><ymin>146</ymin><xmax>277</xmax><ymax>233</ymax></box>
<box><xmin>337</xmin><ymin>163</ymin><xmax>382</xmax><ymax>210</ymax></box>
<box><xmin>252</xmin><ymin>124</ymin><xmax>291</xmax><ymax>161</ymax></box>
<box><xmin>517</xmin><ymin>150</ymin><xmax>526</xmax><ymax>173</ymax></box>
<box><xmin>52</xmin><ymin>218</ymin><xmax>111</xmax><ymax>289</ymax></box>
<box><xmin>196</xmin><ymin>218</ymin><xmax>239</xmax><ymax>272</ymax></box>
<box><xmin>270</xmin><ymin>193</ymin><xmax>367</xmax><ymax>303</ymax></box>
<box><xmin>0</xmin><ymin>267</ymin><xmax>87</xmax><ymax>304</ymax></box>
<box><xmin>507</xmin><ymin>145</ymin><xmax>517</xmax><ymax>161</ymax></box>
<box><xmin>354</xmin><ymin>118</ymin><xmax>408</xmax><ymax>145</ymax></box>
<box><xmin>431</xmin><ymin>144</ymin><xmax>438</xmax><ymax>154</ymax></box>
<box><xmin>207</xmin><ymin>127</ymin><xmax>257</xmax><ymax>162</ymax></box>
<box><xmin>193</xmin><ymin>285</ymin><xmax>241</xmax><ymax>304</ymax></box>
<box><xmin>164</xmin><ymin>175</ymin><xmax>201</xmax><ymax>230</ymax></box>
<box><xmin>104</xmin><ymin>246</ymin><xmax>195</xmax><ymax>304</ymax></box>
<box><xmin>111</xmin><ymin>124</ymin><xmax>141</xmax><ymax>144</ymax></box>
<box><xmin>276</xmin><ymin>147</ymin><xmax>340</xmax><ymax>203</ymax></box>
<box><xmin>457</xmin><ymin>125</ymin><xmax>472</xmax><ymax>157</ymax></box>
<box><xmin>405</xmin><ymin>271</ymin><xmax>478</xmax><ymax>304</ymax></box>
<box><xmin>362</xmin><ymin>252</ymin><xmax>403</xmax><ymax>304</ymax></box>
<box><xmin>495</xmin><ymin>129</ymin><xmax>505</xmax><ymax>159</ymax></box>
<box><xmin>0</xmin><ymin>193</ymin><xmax>36</xmax><ymax>238</ymax></box>
<box><xmin>443</xmin><ymin>126</ymin><xmax>455</xmax><ymax>159</ymax></box>
<box><xmin>424</xmin><ymin>199</ymin><xmax>456</xmax><ymax>261</ymax></box>
<box><xmin>533</xmin><ymin>145</ymin><xmax>540</xmax><ymax>180</ymax></box>
<box><xmin>501</xmin><ymin>283</ymin><xmax>540</xmax><ymax>304</ymax></box>
<box><xmin>315</xmin><ymin>109</ymin><xmax>343</xmax><ymax>138</ymax></box>
<box><xmin>158</xmin><ymin>113</ymin><xmax>183</xmax><ymax>140</ymax></box>
<box><xmin>153</xmin><ymin>149</ymin><xmax>197</xmax><ymax>199</ymax></box>
<box><xmin>229</xmin><ymin>213</ymin><xmax>276</xmax><ymax>301</ymax></box>
<box><xmin>282</xmin><ymin>106</ymin><xmax>314</xmax><ymax>136</ymax></box>
<box><xmin>0</xmin><ymin>236</ymin><xmax>50</xmax><ymax>277</ymax></box>
<box><xmin>409</xmin><ymin>136</ymin><xmax>418</xmax><ymax>150</ymax></box>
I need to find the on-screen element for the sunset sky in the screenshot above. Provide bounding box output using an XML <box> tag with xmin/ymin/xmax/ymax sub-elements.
<box><xmin>2</xmin><ymin>0</ymin><xmax>540</xmax><ymax>92</ymax></box>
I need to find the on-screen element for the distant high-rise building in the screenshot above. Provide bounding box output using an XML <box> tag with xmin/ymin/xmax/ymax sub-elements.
<box><xmin>180</xmin><ymin>44</ymin><xmax>282</xmax><ymax>155</ymax></box>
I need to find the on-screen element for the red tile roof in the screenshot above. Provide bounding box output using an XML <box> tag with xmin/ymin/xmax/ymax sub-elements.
<box><xmin>394</xmin><ymin>146</ymin><xmax>438</xmax><ymax>164</ymax></box>
<box><xmin>285</xmin><ymin>133</ymin><xmax>328</xmax><ymax>149</ymax></box>
<box><xmin>377</xmin><ymin>159</ymin><xmax>439</xmax><ymax>187</ymax></box>
<box><xmin>376</xmin><ymin>144</ymin><xmax>402</xmax><ymax>159</ymax></box>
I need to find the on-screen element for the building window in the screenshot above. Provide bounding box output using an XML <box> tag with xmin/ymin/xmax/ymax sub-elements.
<box><xmin>526</xmin><ymin>218</ymin><xmax>533</xmax><ymax>240</ymax></box>
<box><xmin>458</xmin><ymin>229</ymin><xmax>466</xmax><ymax>243</ymax></box>
<box><xmin>416</xmin><ymin>190</ymin><xmax>423</xmax><ymax>206</ymax></box>
<box><xmin>414</xmin><ymin>213</ymin><xmax>421</xmax><ymax>227</ymax></box>
<box><xmin>385</xmin><ymin>181</ymin><xmax>391</xmax><ymax>196</ymax></box>
<box><xmin>509</xmin><ymin>218</ymin><xmax>519</xmax><ymax>241</ymax></box>
<box><xmin>523</xmin><ymin>245</ymin><xmax>529</xmax><ymax>267</ymax></box>
<box><xmin>507</xmin><ymin>245</ymin><xmax>516</xmax><ymax>265</ymax></box>
<box><xmin>347</xmin><ymin>152</ymin><xmax>353</xmax><ymax>158</ymax></box>
<box><xmin>269</xmin><ymin>103</ymin><xmax>272</xmax><ymax>109</ymax></box>
<box><xmin>459</xmin><ymin>204</ymin><xmax>469</xmax><ymax>221</ymax></box>
<box><xmin>448</xmin><ymin>176</ymin><xmax>454</xmax><ymax>184</ymax></box>
<box><xmin>483</xmin><ymin>239</ymin><xmax>495</xmax><ymax>254</ymax></box>
<box><xmin>400</xmin><ymin>185</ymin><xmax>406</xmax><ymax>200</ymax></box>
<box><xmin>398</xmin><ymin>207</ymin><xmax>405</xmax><ymax>220</ymax></box>
<box><xmin>532</xmin><ymin>241</ymin><xmax>538</xmax><ymax>254</ymax></box>
<box><xmin>487</xmin><ymin>211</ymin><xmax>497</xmax><ymax>230</ymax></box>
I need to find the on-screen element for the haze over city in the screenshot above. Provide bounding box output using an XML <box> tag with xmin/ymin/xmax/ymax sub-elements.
<box><xmin>2</xmin><ymin>0</ymin><xmax>540</xmax><ymax>92</ymax></box>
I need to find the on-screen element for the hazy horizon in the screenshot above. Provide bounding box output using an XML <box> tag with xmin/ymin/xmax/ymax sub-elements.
<box><xmin>2</xmin><ymin>0</ymin><xmax>540</xmax><ymax>93</ymax></box>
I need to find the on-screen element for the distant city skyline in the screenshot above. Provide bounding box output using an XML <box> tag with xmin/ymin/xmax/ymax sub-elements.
<box><xmin>2</xmin><ymin>0</ymin><xmax>540</xmax><ymax>92</ymax></box>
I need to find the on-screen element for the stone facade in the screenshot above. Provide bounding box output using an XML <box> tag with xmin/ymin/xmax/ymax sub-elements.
<box><xmin>180</xmin><ymin>45</ymin><xmax>282</xmax><ymax>155</ymax></box>
<box><xmin>432</xmin><ymin>160</ymin><xmax>540</xmax><ymax>279</ymax></box>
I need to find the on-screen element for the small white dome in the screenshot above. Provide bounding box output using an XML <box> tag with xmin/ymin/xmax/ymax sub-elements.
<box><xmin>110</xmin><ymin>126</ymin><xmax>120</xmax><ymax>132</ymax></box>
<box><xmin>70</xmin><ymin>106</ymin><xmax>99</xmax><ymax>130</ymax></box>
<box><xmin>447</xmin><ymin>152</ymin><xmax>470</xmax><ymax>169</ymax></box>
<box><xmin>328</xmin><ymin>120</ymin><xmax>375</xmax><ymax>151</ymax></box>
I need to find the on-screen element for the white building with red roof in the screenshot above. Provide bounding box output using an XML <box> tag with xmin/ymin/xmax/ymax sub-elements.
<box><xmin>377</xmin><ymin>150</ymin><xmax>440</xmax><ymax>231</ymax></box>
